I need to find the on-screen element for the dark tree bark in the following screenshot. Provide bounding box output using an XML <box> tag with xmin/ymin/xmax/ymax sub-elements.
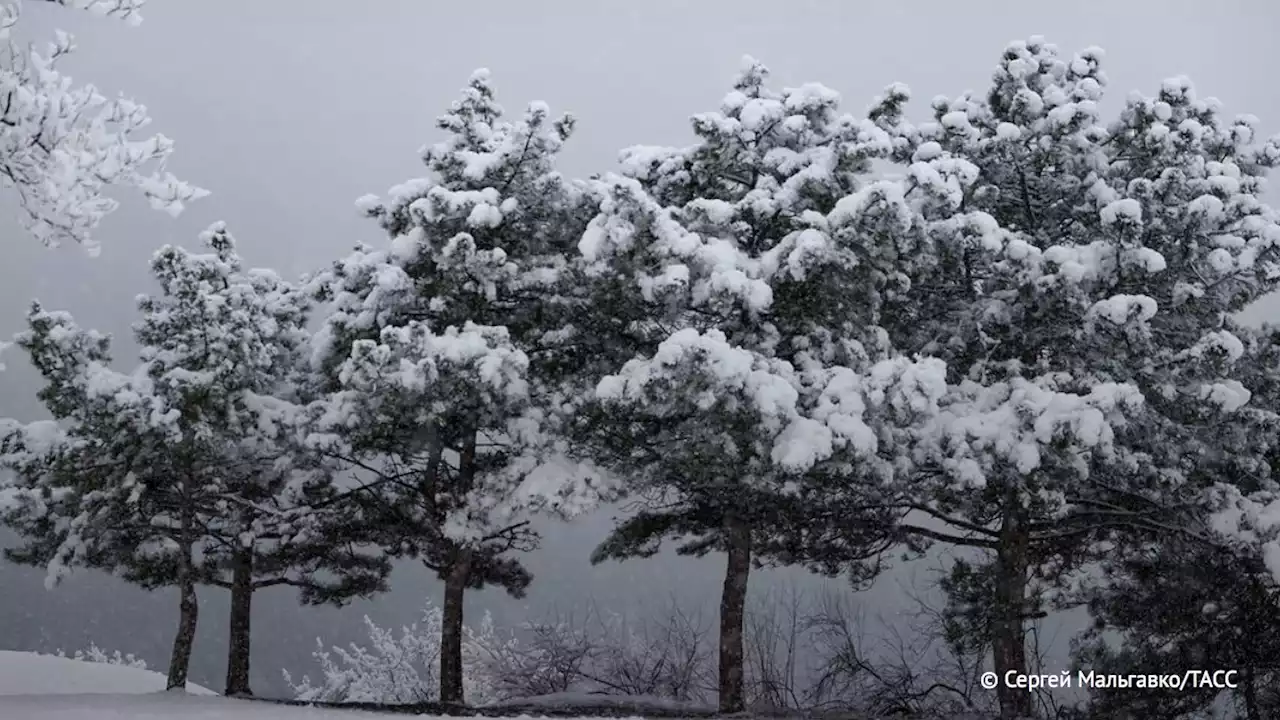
<box><xmin>1242</xmin><ymin>666</ymin><xmax>1261</xmax><ymax>720</ymax></box>
<box><xmin>439</xmin><ymin>547</ymin><xmax>473</xmax><ymax>705</ymax></box>
<box><xmin>167</xmin><ymin>518</ymin><xmax>199</xmax><ymax>691</ymax></box>
<box><xmin>992</xmin><ymin>499</ymin><xmax>1032</xmax><ymax>720</ymax></box>
<box><xmin>224</xmin><ymin>547</ymin><xmax>254</xmax><ymax>696</ymax></box>
<box><xmin>436</xmin><ymin>426</ymin><xmax>479</xmax><ymax>706</ymax></box>
<box><xmin>718</xmin><ymin>516</ymin><xmax>752</xmax><ymax>713</ymax></box>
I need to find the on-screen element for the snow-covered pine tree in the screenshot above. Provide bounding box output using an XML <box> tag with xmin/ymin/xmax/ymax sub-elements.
<box><xmin>127</xmin><ymin>223</ymin><xmax>391</xmax><ymax>697</ymax></box>
<box><xmin>1203</xmin><ymin>322</ymin><xmax>1280</xmax><ymax>595</ymax></box>
<box><xmin>0</xmin><ymin>300</ymin><xmax>208</xmax><ymax>689</ymax></box>
<box><xmin>0</xmin><ymin>223</ymin><xmax>388</xmax><ymax>692</ymax></box>
<box><xmin>569</xmin><ymin>58</ymin><xmax>946</xmax><ymax>713</ymax></box>
<box><xmin>204</xmin><ymin>467</ymin><xmax>391</xmax><ymax>698</ymax></box>
<box><xmin>304</xmin><ymin>70</ymin><xmax>598</xmax><ymax>705</ymax></box>
<box><xmin>0</xmin><ymin>0</ymin><xmax>205</xmax><ymax>252</ymax></box>
<box><xmin>1073</xmin><ymin>536</ymin><xmax>1280</xmax><ymax>719</ymax></box>
<box><xmin>1070</xmin><ymin>325</ymin><xmax>1280</xmax><ymax>720</ymax></box>
<box><xmin>847</xmin><ymin>37</ymin><xmax>1280</xmax><ymax>719</ymax></box>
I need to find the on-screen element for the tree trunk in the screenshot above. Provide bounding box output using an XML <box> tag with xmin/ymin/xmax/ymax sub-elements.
<box><xmin>718</xmin><ymin>516</ymin><xmax>752</xmax><ymax>714</ymax></box>
<box><xmin>224</xmin><ymin>547</ymin><xmax>254</xmax><ymax>696</ymax></box>
<box><xmin>439</xmin><ymin>548</ymin><xmax>473</xmax><ymax>705</ymax></box>
<box><xmin>1242</xmin><ymin>665</ymin><xmax>1260</xmax><ymax>720</ymax></box>
<box><xmin>167</xmin><ymin>539</ymin><xmax>199</xmax><ymax>691</ymax></box>
<box><xmin>993</xmin><ymin>499</ymin><xmax>1032</xmax><ymax>720</ymax></box>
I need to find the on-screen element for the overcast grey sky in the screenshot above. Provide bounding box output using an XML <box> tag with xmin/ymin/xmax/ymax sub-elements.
<box><xmin>2</xmin><ymin>0</ymin><xmax>1278</xmax><ymax>697</ymax></box>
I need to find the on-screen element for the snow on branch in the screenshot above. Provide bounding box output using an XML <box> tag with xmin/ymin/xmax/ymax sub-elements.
<box><xmin>0</xmin><ymin>0</ymin><xmax>205</xmax><ymax>254</ymax></box>
<box><xmin>54</xmin><ymin>642</ymin><xmax>148</xmax><ymax>669</ymax></box>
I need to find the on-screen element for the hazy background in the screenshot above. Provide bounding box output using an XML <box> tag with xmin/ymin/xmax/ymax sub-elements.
<box><xmin>1</xmin><ymin>0</ymin><xmax>1278</xmax><ymax>698</ymax></box>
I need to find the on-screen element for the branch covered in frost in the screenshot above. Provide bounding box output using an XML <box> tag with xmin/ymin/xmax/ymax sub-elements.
<box><xmin>283</xmin><ymin>600</ymin><xmax>505</xmax><ymax>705</ymax></box>
<box><xmin>0</xmin><ymin>0</ymin><xmax>205</xmax><ymax>254</ymax></box>
<box><xmin>54</xmin><ymin>642</ymin><xmax>148</xmax><ymax>669</ymax></box>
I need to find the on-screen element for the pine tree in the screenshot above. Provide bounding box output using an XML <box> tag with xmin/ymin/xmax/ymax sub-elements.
<box><xmin>1203</xmin><ymin>321</ymin><xmax>1280</xmax><ymax>592</ymax></box>
<box><xmin>304</xmin><ymin>70</ymin><xmax>598</xmax><ymax>705</ymax></box>
<box><xmin>1071</xmin><ymin>326</ymin><xmax>1280</xmax><ymax>720</ymax></box>
<box><xmin>203</xmin><ymin>460</ymin><xmax>390</xmax><ymax>697</ymax></box>
<box><xmin>1073</xmin><ymin>537</ymin><xmax>1280</xmax><ymax>720</ymax></box>
<box><xmin>0</xmin><ymin>0</ymin><xmax>205</xmax><ymax>253</ymax></box>
<box><xmin>569</xmin><ymin>58</ymin><xmax>946</xmax><ymax>713</ymax></box>
<box><xmin>0</xmin><ymin>223</ymin><xmax>388</xmax><ymax>691</ymax></box>
<box><xmin>849</xmin><ymin>37</ymin><xmax>1280</xmax><ymax>719</ymax></box>
<box><xmin>0</xmin><ymin>300</ymin><xmax>210</xmax><ymax>689</ymax></box>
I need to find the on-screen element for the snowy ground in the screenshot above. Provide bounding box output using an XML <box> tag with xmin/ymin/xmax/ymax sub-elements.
<box><xmin>0</xmin><ymin>650</ymin><xmax>215</xmax><ymax>695</ymax></box>
<box><xmin>0</xmin><ymin>693</ymin><xmax>427</xmax><ymax>719</ymax></box>
<box><xmin>0</xmin><ymin>651</ymin><xmax>401</xmax><ymax>717</ymax></box>
<box><xmin>0</xmin><ymin>650</ymin><xmax>667</xmax><ymax>719</ymax></box>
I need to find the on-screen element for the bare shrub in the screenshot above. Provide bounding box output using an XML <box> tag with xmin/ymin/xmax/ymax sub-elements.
<box><xmin>473</xmin><ymin>599</ymin><xmax>716</xmax><ymax>705</ymax></box>
<box><xmin>805</xmin><ymin>580</ymin><xmax>994</xmax><ymax>717</ymax></box>
<box><xmin>287</xmin><ymin>573</ymin><xmax>1046</xmax><ymax>715</ymax></box>
<box><xmin>470</xmin><ymin>609</ymin><xmax>597</xmax><ymax>699</ymax></box>
<box><xmin>743</xmin><ymin>582</ymin><xmax>817</xmax><ymax>711</ymax></box>
<box><xmin>584</xmin><ymin>599</ymin><xmax>716</xmax><ymax>702</ymax></box>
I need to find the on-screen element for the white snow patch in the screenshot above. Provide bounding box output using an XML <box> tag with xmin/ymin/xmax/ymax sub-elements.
<box><xmin>1100</xmin><ymin>198</ymin><xmax>1143</xmax><ymax>226</ymax></box>
<box><xmin>996</xmin><ymin>122</ymin><xmax>1022</xmax><ymax>141</ymax></box>
<box><xmin>0</xmin><ymin>651</ymin><xmax>214</xmax><ymax>696</ymax></box>
<box><xmin>0</xmin><ymin>693</ymin><xmax>407</xmax><ymax>719</ymax></box>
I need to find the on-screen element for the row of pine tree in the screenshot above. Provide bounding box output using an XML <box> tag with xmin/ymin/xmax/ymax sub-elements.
<box><xmin>2</xmin><ymin>15</ymin><xmax>1280</xmax><ymax>719</ymax></box>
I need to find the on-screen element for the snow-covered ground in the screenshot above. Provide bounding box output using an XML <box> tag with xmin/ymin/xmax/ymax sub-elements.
<box><xmin>0</xmin><ymin>650</ymin><xmax>215</xmax><ymax>695</ymax></box>
<box><xmin>0</xmin><ymin>650</ymin><xmax>664</xmax><ymax>719</ymax></box>
<box><xmin>0</xmin><ymin>693</ymin><xmax>426</xmax><ymax>719</ymax></box>
<box><xmin>0</xmin><ymin>650</ymin><xmax>388</xmax><ymax>718</ymax></box>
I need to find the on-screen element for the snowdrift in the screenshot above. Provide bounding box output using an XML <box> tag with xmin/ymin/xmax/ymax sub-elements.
<box><xmin>0</xmin><ymin>693</ymin><xmax>408</xmax><ymax>719</ymax></box>
<box><xmin>0</xmin><ymin>650</ymin><xmax>215</xmax><ymax>696</ymax></box>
